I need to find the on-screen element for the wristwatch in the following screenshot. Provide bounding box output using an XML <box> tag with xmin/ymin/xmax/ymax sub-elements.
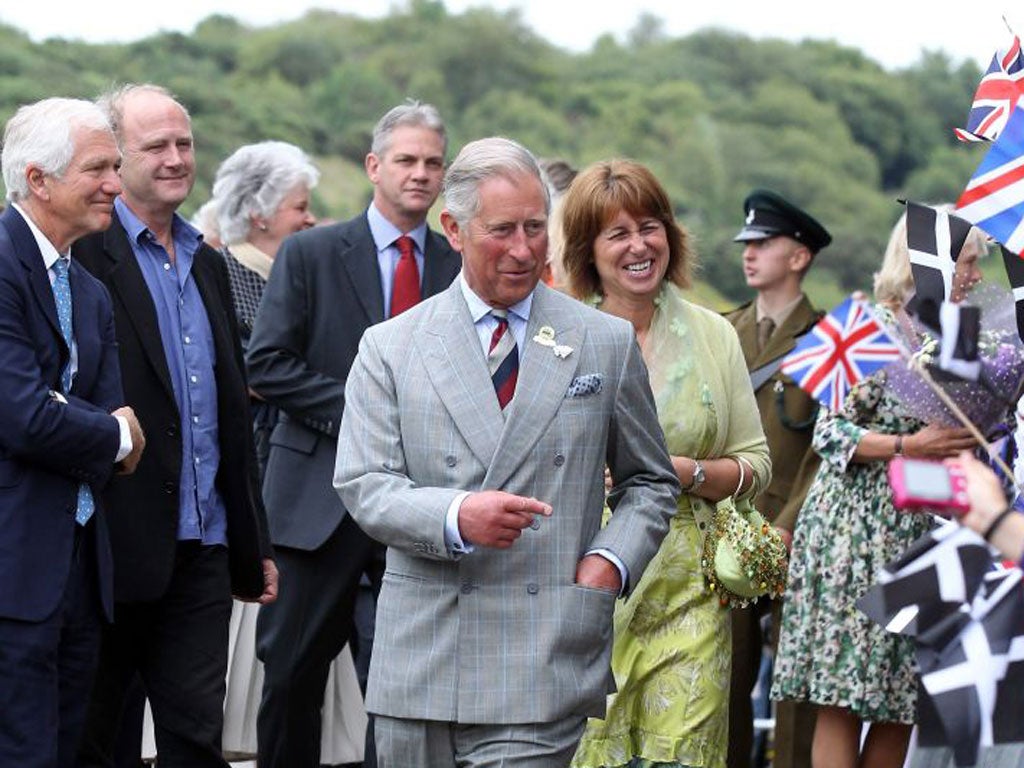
<box><xmin>685</xmin><ymin>460</ymin><xmax>706</xmax><ymax>492</ymax></box>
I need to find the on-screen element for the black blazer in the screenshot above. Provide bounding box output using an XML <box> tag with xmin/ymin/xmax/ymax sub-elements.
<box><xmin>247</xmin><ymin>212</ymin><xmax>461</xmax><ymax>550</ymax></box>
<box><xmin>73</xmin><ymin>212</ymin><xmax>269</xmax><ymax>602</ymax></box>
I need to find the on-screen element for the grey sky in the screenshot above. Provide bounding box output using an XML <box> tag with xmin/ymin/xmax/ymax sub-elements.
<box><xmin>1</xmin><ymin>1</ymin><xmax>1019</xmax><ymax>70</ymax></box>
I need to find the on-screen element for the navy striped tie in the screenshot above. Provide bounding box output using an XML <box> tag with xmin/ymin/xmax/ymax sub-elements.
<box><xmin>487</xmin><ymin>309</ymin><xmax>518</xmax><ymax>411</ymax></box>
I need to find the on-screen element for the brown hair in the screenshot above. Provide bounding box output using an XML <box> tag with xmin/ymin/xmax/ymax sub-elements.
<box><xmin>560</xmin><ymin>159</ymin><xmax>693</xmax><ymax>299</ymax></box>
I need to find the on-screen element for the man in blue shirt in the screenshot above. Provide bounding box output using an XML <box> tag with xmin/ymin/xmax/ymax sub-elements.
<box><xmin>246</xmin><ymin>102</ymin><xmax>461</xmax><ymax>768</ymax></box>
<box><xmin>73</xmin><ymin>83</ymin><xmax>276</xmax><ymax>768</ymax></box>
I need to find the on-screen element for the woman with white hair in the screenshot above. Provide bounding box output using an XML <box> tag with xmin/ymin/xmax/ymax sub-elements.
<box><xmin>214</xmin><ymin>140</ymin><xmax>319</xmax><ymax>350</ymax></box>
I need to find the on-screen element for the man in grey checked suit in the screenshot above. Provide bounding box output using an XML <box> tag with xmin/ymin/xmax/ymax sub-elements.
<box><xmin>334</xmin><ymin>137</ymin><xmax>680</xmax><ymax>766</ymax></box>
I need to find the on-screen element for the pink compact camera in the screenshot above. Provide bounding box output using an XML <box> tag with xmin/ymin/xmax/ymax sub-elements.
<box><xmin>888</xmin><ymin>457</ymin><xmax>970</xmax><ymax>516</ymax></box>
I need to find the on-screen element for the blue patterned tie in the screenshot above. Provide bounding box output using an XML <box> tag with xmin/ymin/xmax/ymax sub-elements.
<box><xmin>52</xmin><ymin>257</ymin><xmax>95</xmax><ymax>526</ymax></box>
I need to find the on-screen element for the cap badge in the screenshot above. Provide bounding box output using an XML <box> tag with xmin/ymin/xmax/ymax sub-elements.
<box><xmin>746</xmin><ymin>209</ymin><xmax>756</xmax><ymax>225</ymax></box>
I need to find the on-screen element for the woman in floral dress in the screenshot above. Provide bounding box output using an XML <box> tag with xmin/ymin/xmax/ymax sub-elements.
<box><xmin>770</xmin><ymin>212</ymin><xmax>989</xmax><ymax>768</ymax></box>
<box><xmin>561</xmin><ymin>159</ymin><xmax>771</xmax><ymax>768</ymax></box>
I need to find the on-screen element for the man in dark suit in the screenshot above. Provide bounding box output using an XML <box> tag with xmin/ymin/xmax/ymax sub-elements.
<box><xmin>73</xmin><ymin>84</ymin><xmax>276</xmax><ymax>768</ymax></box>
<box><xmin>725</xmin><ymin>189</ymin><xmax>831</xmax><ymax>768</ymax></box>
<box><xmin>247</xmin><ymin>101</ymin><xmax>461</xmax><ymax>768</ymax></box>
<box><xmin>0</xmin><ymin>97</ymin><xmax>144</xmax><ymax>768</ymax></box>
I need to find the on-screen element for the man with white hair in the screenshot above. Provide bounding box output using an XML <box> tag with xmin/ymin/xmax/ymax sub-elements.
<box><xmin>334</xmin><ymin>137</ymin><xmax>679</xmax><ymax>766</ymax></box>
<box><xmin>0</xmin><ymin>97</ymin><xmax>144</xmax><ymax>767</ymax></box>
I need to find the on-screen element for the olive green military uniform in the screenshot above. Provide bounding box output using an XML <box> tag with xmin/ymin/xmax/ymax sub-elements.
<box><xmin>726</xmin><ymin>296</ymin><xmax>820</xmax><ymax>768</ymax></box>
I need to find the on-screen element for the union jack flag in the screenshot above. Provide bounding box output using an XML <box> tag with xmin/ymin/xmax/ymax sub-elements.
<box><xmin>955</xmin><ymin>33</ymin><xmax>1024</xmax><ymax>142</ymax></box>
<box><xmin>781</xmin><ymin>297</ymin><xmax>901</xmax><ymax>411</ymax></box>
<box><xmin>956</xmin><ymin>101</ymin><xmax>1024</xmax><ymax>257</ymax></box>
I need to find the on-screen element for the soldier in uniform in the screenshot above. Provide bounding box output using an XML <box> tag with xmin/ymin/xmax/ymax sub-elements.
<box><xmin>725</xmin><ymin>189</ymin><xmax>831</xmax><ymax>768</ymax></box>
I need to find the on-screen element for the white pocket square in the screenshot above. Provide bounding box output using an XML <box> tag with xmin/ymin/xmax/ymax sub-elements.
<box><xmin>566</xmin><ymin>373</ymin><xmax>602</xmax><ymax>398</ymax></box>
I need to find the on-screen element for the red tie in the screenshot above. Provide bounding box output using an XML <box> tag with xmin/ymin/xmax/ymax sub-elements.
<box><xmin>390</xmin><ymin>235</ymin><xmax>420</xmax><ymax>317</ymax></box>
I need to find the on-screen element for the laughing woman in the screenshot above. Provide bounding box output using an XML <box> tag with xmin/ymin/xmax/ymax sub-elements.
<box><xmin>562</xmin><ymin>160</ymin><xmax>770</xmax><ymax>768</ymax></box>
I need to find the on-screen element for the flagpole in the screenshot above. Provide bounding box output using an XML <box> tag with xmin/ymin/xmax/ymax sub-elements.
<box><xmin>909</xmin><ymin>359</ymin><xmax>1018</xmax><ymax>487</ymax></box>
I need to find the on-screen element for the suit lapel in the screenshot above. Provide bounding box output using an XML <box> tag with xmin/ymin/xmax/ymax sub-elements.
<box><xmin>191</xmin><ymin>245</ymin><xmax>235</xmax><ymax>376</ymax></box>
<box><xmin>484</xmin><ymin>284</ymin><xmax>582</xmax><ymax>490</ymax></box>
<box><xmin>68</xmin><ymin>260</ymin><xmax>100</xmax><ymax>390</ymax></box>
<box><xmin>101</xmin><ymin>216</ymin><xmax>176</xmax><ymax>402</ymax></box>
<box><xmin>422</xmin><ymin>229</ymin><xmax>460</xmax><ymax>297</ymax></box>
<box><xmin>2</xmin><ymin>208</ymin><xmax>65</xmax><ymax>354</ymax></box>
<box><xmin>732</xmin><ymin>303</ymin><xmax>759</xmax><ymax>369</ymax></box>
<box><xmin>416</xmin><ymin>283</ymin><xmax>503</xmax><ymax>467</ymax></box>
<box><xmin>340</xmin><ymin>215</ymin><xmax>386</xmax><ymax>325</ymax></box>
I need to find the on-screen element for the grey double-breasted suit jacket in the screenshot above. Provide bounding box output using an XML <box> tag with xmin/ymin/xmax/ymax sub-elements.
<box><xmin>334</xmin><ymin>280</ymin><xmax>680</xmax><ymax>725</ymax></box>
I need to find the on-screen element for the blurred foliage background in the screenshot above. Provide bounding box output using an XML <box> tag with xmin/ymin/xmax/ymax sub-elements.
<box><xmin>0</xmin><ymin>0</ymin><xmax>1002</xmax><ymax>309</ymax></box>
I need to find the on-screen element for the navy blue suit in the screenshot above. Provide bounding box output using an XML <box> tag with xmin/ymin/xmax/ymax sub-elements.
<box><xmin>0</xmin><ymin>205</ymin><xmax>122</xmax><ymax>767</ymax></box>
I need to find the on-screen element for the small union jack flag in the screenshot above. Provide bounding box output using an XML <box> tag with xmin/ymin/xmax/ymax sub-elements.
<box><xmin>955</xmin><ymin>33</ymin><xmax>1024</xmax><ymax>142</ymax></box>
<box><xmin>956</xmin><ymin>101</ymin><xmax>1024</xmax><ymax>257</ymax></box>
<box><xmin>781</xmin><ymin>297</ymin><xmax>901</xmax><ymax>411</ymax></box>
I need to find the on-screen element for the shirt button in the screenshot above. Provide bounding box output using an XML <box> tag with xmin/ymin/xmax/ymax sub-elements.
<box><xmin>192</xmin><ymin>415</ymin><xmax>200</xmax><ymax>424</ymax></box>
<box><xmin>526</xmin><ymin>583</ymin><xmax>539</xmax><ymax>595</ymax></box>
<box><xmin>163</xmin><ymin>263</ymin><xmax>170</xmax><ymax>271</ymax></box>
<box><xmin>446</xmin><ymin>455</ymin><xmax>457</xmax><ymax>467</ymax></box>
<box><xmin>184</xmin><ymin>335</ymin><xmax>191</xmax><ymax>344</ymax></box>
<box><xmin>553</xmin><ymin>453</ymin><xmax>565</xmax><ymax>467</ymax></box>
<box><xmin>194</xmin><ymin>456</ymin><xmax>200</xmax><ymax>464</ymax></box>
<box><xmin>190</xmin><ymin>375</ymin><xmax>198</xmax><ymax>384</ymax></box>
<box><xmin>530</xmin><ymin>518</ymin><xmax>540</xmax><ymax>530</ymax></box>
<box><xmin>460</xmin><ymin>583</ymin><xmax>474</xmax><ymax>594</ymax></box>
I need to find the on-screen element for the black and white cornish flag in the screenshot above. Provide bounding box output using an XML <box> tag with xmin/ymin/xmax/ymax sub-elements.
<box><xmin>1000</xmin><ymin>244</ymin><xmax>1024</xmax><ymax>343</ymax></box>
<box><xmin>906</xmin><ymin>201</ymin><xmax>974</xmax><ymax>308</ymax></box>
<box><xmin>858</xmin><ymin>519</ymin><xmax>1024</xmax><ymax>766</ymax></box>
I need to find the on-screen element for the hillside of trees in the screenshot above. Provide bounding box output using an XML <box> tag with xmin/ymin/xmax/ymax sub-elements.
<box><xmin>0</xmin><ymin>1</ymin><xmax>995</xmax><ymax>306</ymax></box>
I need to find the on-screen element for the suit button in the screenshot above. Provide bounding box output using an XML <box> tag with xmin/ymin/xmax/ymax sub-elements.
<box><xmin>163</xmin><ymin>481</ymin><xmax>175</xmax><ymax>495</ymax></box>
<box><xmin>526</xmin><ymin>583</ymin><xmax>539</xmax><ymax>595</ymax></box>
<box><xmin>460</xmin><ymin>583</ymin><xmax>474</xmax><ymax>594</ymax></box>
<box><xmin>166</xmin><ymin>424</ymin><xmax>177</xmax><ymax>438</ymax></box>
<box><xmin>446</xmin><ymin>455</ymin><xmax>457</xmax><ymax>467</ymax></box>
<box><xmin>530</xmin><ymin>518</ymin><xmax>540</xmax><ymax>530</ymax></box>
<box><xmin>553</xmin><ymin>453</ymin><xmax>565</xmax><ymax>467</ymax></box>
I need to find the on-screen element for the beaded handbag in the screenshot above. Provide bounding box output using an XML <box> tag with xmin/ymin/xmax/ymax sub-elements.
<box><xmin>697</xmin><ymin>496</ymin><xmax>789</xmax><ymax>608</ymax></box>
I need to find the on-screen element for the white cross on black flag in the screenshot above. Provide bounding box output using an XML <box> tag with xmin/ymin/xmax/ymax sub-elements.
<box><xmin>906</xmin><ymin>201</ymin><xmax>973</xmax><ymax>309</ymax></box>
<box><xmin>999</xmin><ymin>244</ymin><xmax>1024</xmax><ymax>342</ymax></box>
<box><xmin>858</xmin><ymin>520</ymin><xmax>1024</xmax><ymax>766</ymax></box>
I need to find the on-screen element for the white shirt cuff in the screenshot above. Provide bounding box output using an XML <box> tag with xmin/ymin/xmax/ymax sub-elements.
<box><xmin>444</xmin><ymin>492</ymin><xmax>474</xmax><ymax>556</ymax></box>
<box><xmin>585</xmin><ymin>548</ymin><xmax>629</xmax><ymax>596</ymax></box>
<box><xmin>114</xmin><ymin>415</ymin><xmax>133</xmax><ymax>463</ymax></box>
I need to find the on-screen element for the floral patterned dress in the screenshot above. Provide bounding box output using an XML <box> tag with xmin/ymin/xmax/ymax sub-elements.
<box><xmin>572</xmin><ymin>285</ymin><xmax>771</xmax><ymax>768</ymax></box>
<box><xmin>770</xmin><ymin>369</ymin><xmax>931</xmax><ymax>723</ymax></box>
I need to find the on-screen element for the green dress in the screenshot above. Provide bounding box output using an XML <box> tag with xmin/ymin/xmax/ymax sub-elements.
<box><xmin>572</xmin><ymin>285</ymin><xmax>771</xmax><ymax>768</ymax></box>
<box><xmin>770</xmin><ymin>368</ymin><xmax>931</xmax><ymax>723</ymax></box>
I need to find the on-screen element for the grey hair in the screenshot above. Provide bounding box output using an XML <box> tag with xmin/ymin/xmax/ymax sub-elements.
<box><xmin>370</xmin><ymin>100</ymin><xmax>447</xmax><ymax>158</ymax></box>
<box><xmin>443</xmin><ymin>137</ymin><xmax>549</xmax><ymax>227</ymax></box>
<box><xmin>2</xmin><ymin>98</ymin><xmax>112</xmax><ymax>202</ymax></box>
<box><xmin>97</xmin><ymin>83</ymin><xmax>191</xmax><ymax>148</ymax></box>
<box><xmin>212</xmin><ymin>141</ymin><xmax>320</xmax><ymax>245</ymax></box>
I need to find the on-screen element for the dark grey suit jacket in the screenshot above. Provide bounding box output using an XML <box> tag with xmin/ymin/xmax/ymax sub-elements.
<box><xmin>246</xmin><ymin>212</ymin><xmax>461</xmax><ymax>550</ymax></box>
